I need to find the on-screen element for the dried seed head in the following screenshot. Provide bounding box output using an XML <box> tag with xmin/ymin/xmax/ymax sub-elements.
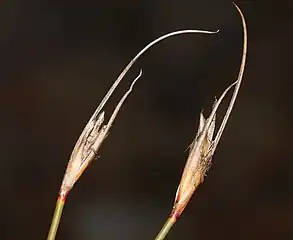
<box><xmin>173</xmin><ymin>81</ymin><xmax>237</xmax><ymax>217</ymax></box>
<box><xmin>60</xmin><ymin>111</ymin><xmax>107</xmax><ymax>195</ymax></box>
<box><xmin>172</xmin><ymin>3</ymin><xmax>247</xmax><ymax>219</ymax></box>
<box><xmin>59</xmin><ymin>29</ymin><xmax>218</xmax><ymax>198</ymax></box>
<box><xmin>60</xmin><ymin>71</ymin><xmax>142</xmax><ymax>196</ymax></box>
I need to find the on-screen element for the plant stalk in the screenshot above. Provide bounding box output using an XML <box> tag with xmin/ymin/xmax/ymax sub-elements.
<box><xmin>47</xmin><ymin>195</ymin><xmax>66</xmax><ymax>240</ymax></box>
<box><xmin>155</xmin><ymin>216</ymin><xmax>177</xmax><ymax>240</ymax></box>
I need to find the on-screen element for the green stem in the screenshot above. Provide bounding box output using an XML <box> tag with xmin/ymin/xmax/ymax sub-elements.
<box><xmin>155</xmin><ymin>216</ymin><xmax>177</xmax><ymax>240</ymax></box>
<box><xmin>47</xmin><ymin>196</ymin><xmax>66</xmax><ymax>240</ymax></box>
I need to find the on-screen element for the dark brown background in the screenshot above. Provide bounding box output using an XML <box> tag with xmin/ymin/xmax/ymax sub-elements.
<box><xmin>1</xmin><ymin>1</ymin><xmax>293</xmax><ymax>239</ymax></box>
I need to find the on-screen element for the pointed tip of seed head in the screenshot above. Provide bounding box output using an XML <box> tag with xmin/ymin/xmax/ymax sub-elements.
<box><xmin>98</xmin><ymin>111</ymin><xmax>105</xmax><ymax>120</ymax></box>
<box><xmin>197</xmin><ymin>112</ymin><xmax>206</xmax><ymax>135</ymax></box>
<box><xmin>232</xmin><ymin>2</ymin><xmax>238</xmax><ymax>8</ymax></box>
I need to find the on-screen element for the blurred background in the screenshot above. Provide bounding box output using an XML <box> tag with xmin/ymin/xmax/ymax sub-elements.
<box><xmin>1</xmin><ymin>1</ymin><xmax>293</xmax><ymax>239</ymax></box>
